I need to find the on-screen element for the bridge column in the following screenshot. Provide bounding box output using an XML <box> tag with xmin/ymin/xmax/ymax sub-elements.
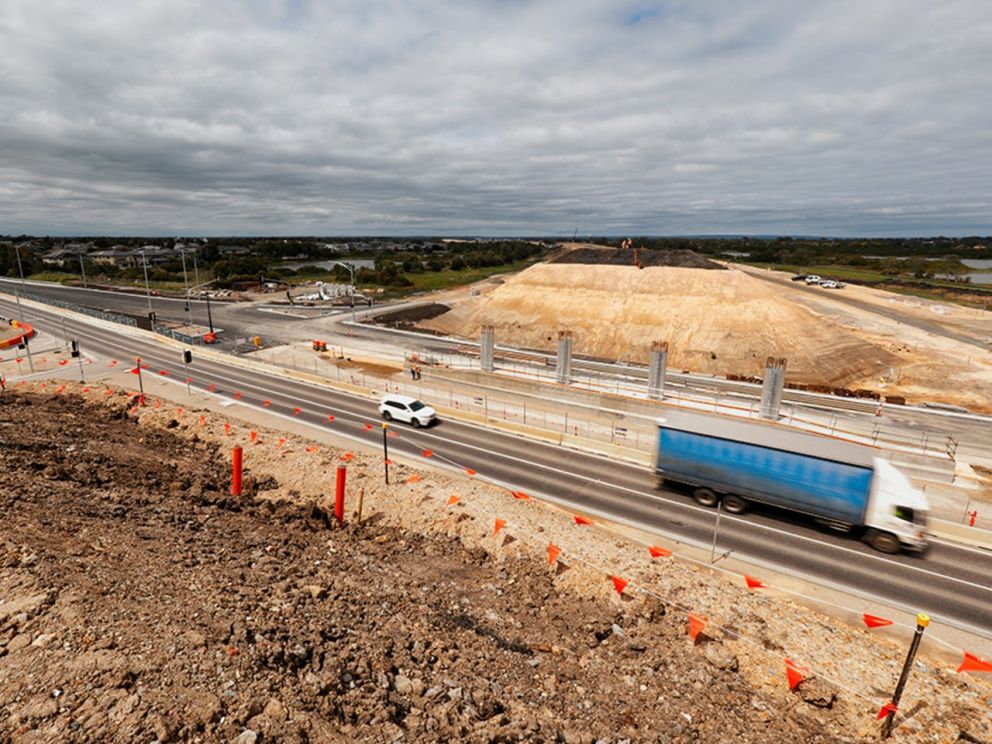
<box><xmin>648</xmin><ymin>341</ymin><xmax>668</xmax><ymax>400</ymax></box>
<box><xmin>480</xmin><ymin>325</ymin><xmax>495</xmax><ymax>372</ymax></box>
<box><xmin>556</xmin><ymin>330</ymin><xmax>573</xmax><ymax>385</ymax></box>
<box><xmin>760</xmin><ymin>357</ymin><xmax>787</xmax><ymax>420</ymax></box>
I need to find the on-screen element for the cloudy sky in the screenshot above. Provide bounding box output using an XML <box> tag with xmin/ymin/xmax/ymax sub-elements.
<box><xmin>1</xmin><ymin>1</ymin><xmax>990</xmax><ymax>236</ymax></box>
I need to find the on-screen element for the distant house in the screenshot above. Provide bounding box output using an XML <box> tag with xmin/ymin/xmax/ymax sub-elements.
<box><xmin>41</xmin><ymin>248</ymin><xmax>81</xmax><ymax>267</ymax></box>
<box><xmin>217</xmin><ymin>245</ymin><xmax>252</xmax><ymax>256</ymax></box>
<box><xmin>90</xmin><ymin>248</ymin><xmax>139</xmax><ymax>268</ymax></box>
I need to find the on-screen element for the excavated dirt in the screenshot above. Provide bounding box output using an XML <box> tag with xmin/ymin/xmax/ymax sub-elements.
<box><xmin>2</xmin><ymin>387</ymin><xmax>991</xmax><ymax>743</ymax></box>
<box><xmin>0</xmin><ymin>390</ymin><xmax>841</xmax><ymax>743</ymax></box>
<box><xmin>420</xmin><ymin>259</ymin><xmax>992</xmax><ymax>409</ymax></box>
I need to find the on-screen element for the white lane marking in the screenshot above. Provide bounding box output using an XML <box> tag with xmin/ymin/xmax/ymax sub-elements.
<box><xmin>21</xmin><ymin>302</ymin><xmax>992</xmax><ymax>594</ymax></box>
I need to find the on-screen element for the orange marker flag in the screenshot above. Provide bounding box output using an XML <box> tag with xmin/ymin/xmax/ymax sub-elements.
<box><xmin>208</xmin><ymin>384</ymin><xmax>217</xmax><ymax>392</ymax></box>
<box><xmin>957</xmin><ymin>652</ymin><xmax>992</xmax><ymax>674</ymax></box>
<box><xmin>327</xmin><ymin>414</ymin><xmax>335</xmax><ymax>422</ymax></box>
<box><xmin>224</xmin><ymin>423</ymin><xmax>231</xmax><ymax>435</ymax></box>
<box><xmin>511</xmin><ymin>490</ymin><xmax>530</xmax><ymax>500</ymax></box>
<box><xmin>863</xmin><ymin>613</ymin><xmax>893</xmax><ymax>629</ymax></box>
<box><xmin>58</xmin><ymin>359</ymin><xmax>68</xmax><ymax>366</ymax></box>
<box><xmin>784</xmin><ymin>659</ymin><xmax>807</xmax><ymax>690</ymax></box>
<box><xmin>745</xmin><ymin>575</ymin><xmax>767</xmax><ymax>590</ymax></box>
<box><xmin>234</xmin><ymin>391</ymin><xmax>242</xmax><ymax>399</ymax></box>
<box><xmin>154</xmin><ymin>399</ymin><xmax>162</xmax><ymax>409</ymax></box>
<box><xmin>387</xmin><ymin>430</ymin><xmax>399</xmax><ymax>438</ymax></box>
<box><xmin>55</xmin><ymin>385</ymin><xmax>66</xmax><ymax>393</ymax></box>
<box><xmin>263</xmin><ymin>399</ymin><xmax>271</xmax><ymax>407</ymax></box>
<box><xmin>406</xmin><ymin>474</ymin><xmax>421</xmax><ymax>484</ymax></box>
<box><xmin>648</xmin><ymin>545</ymin><xmax>672</xmax><ymax>558</ymax></box>
<box><xmin>341</xmin><ymin>452</ymin><xmax>354</xmax><ymax>462</ymax></box>
<box><xmin>363</xmin><ymin>423</ymin><xmax>374</xmax><ymax>431</ymax></box>
<box><xmin>159</xmin><ymin>370</ymin><xmax>168</xmax><ymax>376</ymax></box>
<box><xmin>422</xmin><ymin>449</ymin><xmax>433</xmax><ymax>457</ymax></box>
<box><xmin>547</xmin><ymin>543</ymin><xmax>562</xmax><ymax>566</ymax></box>
<box><xmin>105</xmin><ymin>388</ymin><xmax>114</xmax><ymax>395</ymax></box>
<box><xmin>176</xmin><ymin>407</ymin><xmax>183</xmax><ymax>416</ymax></box>
<box><xmin>494</xmin><ymin>518</ymin><xmax>507</xmax><ymax>536</ymax></box>
<box><xmin>250</xmin><ymin>431</ymin><xmax>258</xmax><ymax>444</ymax></box>
<box><xmin>688</xmin><ymin>613</ymin><xmax>707</xmax><ymax>641</ymax></box>
<box><xmin>293</xmin><ymin>407</ymin><xmax>302</xmax><ymax>416</ymax></box>
<box><xmin>384</xmin><ymin>458</ymin><xmax>393</xmax><ymax>465</ymax></box>
<box><xmin>82</xmin><ymin>387</ymin><xmax>90</xmax><ymax>394</ymax></box>
<box><xmin>465</xmin><ymin>468</ymin><xmax>477</xmax><ymax>476</ymax></box>
<box><xmin>446</xmin><ymin>495</ymin><xmax>459</xmax><ymax>507</ymax></box>
<box><xmin>574</xmin><ymin>515</ymin><xmax>594</xmax><ymax>526</ymax></box>
<box><xmin>610</xmin><ymin>575</ymin><xmax>627</xmax><ymax>595</ymax></box>
<box><xmin>277</xmin><ymin>437</ymin><xmax>286</xmax><ymax>448</ymax></box>
<box><xmin>306</xmin><ymin>445</ymin><xmax>317</xmax><ymax>453</ymax></box>
<box><xmin>877</xmin><ymin>702</ymin><xmax>897</xmax><ymax>720</ymax></box>
<box><xmin>109</xmin><ymin>360</ymin><xmax>118</xmax><ymax>366</ymax></box>
<box><xmin>198</xmin><ymin>415</ymin><xmax>206</xmax><ymax>427</ymax></box>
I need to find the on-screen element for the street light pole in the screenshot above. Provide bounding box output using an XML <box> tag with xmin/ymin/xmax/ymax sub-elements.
<box><xmin>140</xmin><ymin>249</ymin><xmax>152</xmax><ymax>315</ymax></box>
<box><xmin>13</xmin><ymin>290</ymin><xmax>34</xmax><ymax>373</ymax></box>
<box><xmin>14</xmin><ymin>244</ymin><xmax>25</xmax><ymax>286</ymax></box>
<box><xmin>78</xmin><ymin>251</ymin><xmax>88</xmax><ymax>288</ymax></box>
<box><xmin>332</xmin><ymin>261</ymin><xmax>357</xmax><ymax>323</ymax></box>
<box><xmin>180</xmin><ymin>250</ymin><xmax>192</xmax><ymax>327</ymax></box>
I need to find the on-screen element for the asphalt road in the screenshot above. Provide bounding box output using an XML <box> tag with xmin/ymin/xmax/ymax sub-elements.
<box><xmin>5</xmin><ymin>294</ymin><xmax>992</xmax><ymax>639</ymax></box>
<box><xmin>4</xmin><ymin>278</ymin><xmax>991</xmax><ymax>462</ymax></box>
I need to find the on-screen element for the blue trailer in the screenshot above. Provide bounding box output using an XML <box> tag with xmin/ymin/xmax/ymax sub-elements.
<box><xmin>655</xmin><ymin>410</ymin><xmax>929</xmax><ymax>553</ymax></box>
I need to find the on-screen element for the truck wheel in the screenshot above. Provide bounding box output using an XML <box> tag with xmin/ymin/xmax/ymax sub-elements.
<box><xmin>692</xmin><ymin>488</ymin><xmax>718</xmax><ymax>507</ymax></box>
<box><xmin>722</xmin><ymin>495</ymin><xmax>747</xmax><ymax>514</ymax></box>
<box><xmin>868</xmin><ymin>531</ymin><xmax>901</xmax><ymax>554</ymax></box>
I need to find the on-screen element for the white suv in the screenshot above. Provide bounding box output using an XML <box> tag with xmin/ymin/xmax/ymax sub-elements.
<box><xmin>378</xmin><ymin>394</ymin><xmax>438</xmax><ymax>428</ymax></box>
<box><xmin>804</xmin><ymin>275</ymin><xmax>822</xmax><ymax>285</ymax></box>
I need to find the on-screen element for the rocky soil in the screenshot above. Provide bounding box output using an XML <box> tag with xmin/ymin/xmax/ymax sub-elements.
<box><xmin>1</xmin><ymin>387</ymin><xmax>989</xmax><ymax>742</ymax></box>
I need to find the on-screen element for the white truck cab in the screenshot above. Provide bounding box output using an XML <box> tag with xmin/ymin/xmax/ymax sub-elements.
<box><xmin>863</xmin><ymin>459</ymin><xmax>930</xmax><ymax>553</ymax></box>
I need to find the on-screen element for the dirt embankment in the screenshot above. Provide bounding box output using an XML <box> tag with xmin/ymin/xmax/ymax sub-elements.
<box><xmin>1</xmin><ymin>388</ymin><xmax>990</xmax><ymax>742</ymax></box>
<box><xmin>550</xmin><ymin>247</ymin><xmax>724</xmax><ymax>270</ymax></box>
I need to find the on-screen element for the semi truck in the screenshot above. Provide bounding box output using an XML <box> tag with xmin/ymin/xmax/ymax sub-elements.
<box><xmin>655</xmin><ymin>410</ymin><xmax>930</xmax><ymax>554</ymax></box>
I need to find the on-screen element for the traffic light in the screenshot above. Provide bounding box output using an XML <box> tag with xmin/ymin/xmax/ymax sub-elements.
<box><xmin>70</xmin><ymin>340</ymin><xmax>80</xmax><ymax>358</ymax></box>
<box><xmin>183</xmin><ymin>350</ymin><xmax>193</xmax><ymax>364</ymax></box>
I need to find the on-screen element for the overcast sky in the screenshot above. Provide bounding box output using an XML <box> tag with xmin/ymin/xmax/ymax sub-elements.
<box><xmin>1</xmin><ymin>1</ymin><xmax>990</xmax><ymax>237</ymax></box>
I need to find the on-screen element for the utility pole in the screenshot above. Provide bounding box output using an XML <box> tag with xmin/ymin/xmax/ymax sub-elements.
<box><xmin>78</xmin><ymin>251</ymin><xmax>88</xmax><ymax>288</ymax></box>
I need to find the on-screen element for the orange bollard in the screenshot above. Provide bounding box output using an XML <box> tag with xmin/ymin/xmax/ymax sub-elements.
<box><xmin>335</xmin><ymin>466</ymin><xmax>346</xmax><ymax>525</ymax></box>
<box><xmin>232</xmin><ymin>446</ymin><xmax>243</xmax><ymax>496</ymax></box>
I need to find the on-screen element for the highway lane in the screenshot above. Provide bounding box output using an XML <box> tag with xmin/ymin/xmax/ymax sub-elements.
<box><xmin>6</xmin><ymin>295</ymin><xmax>992</xmax><ymax>637</ymax></box>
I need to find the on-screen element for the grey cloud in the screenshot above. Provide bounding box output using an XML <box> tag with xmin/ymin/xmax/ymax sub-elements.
<box><xmin>0</xmin><ymin>0</ymin><xmax>989</xmax><ymax>235</ymax></box>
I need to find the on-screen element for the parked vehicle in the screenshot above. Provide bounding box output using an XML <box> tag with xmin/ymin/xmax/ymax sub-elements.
<box><xmin>804</xmin><ymin>274</ymin><xmax>822</xmax><ymax>285</ymax></box>
<box><xmin>790</xmin><ymin>274</ymin><xmax>807</xmax><ymax>282</ymax></box>
<box><xmin>378</xmin><ymin>394</ymin><xmax>438</xmax><ymax>428</ymax></box>
<box><xmin>819</xmin><ymin>280</ymin><xmax>843</xmax><ymax>289</ymax></box>
<box><xmin>654</xmin><ymin>410</ymin><xmax>930</xmax><ymax>554</ymax></box>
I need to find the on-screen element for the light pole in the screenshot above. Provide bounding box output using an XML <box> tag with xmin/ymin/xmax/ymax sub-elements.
<box><xmin>77</xmin><ymin>250</ymin><xmax>88</xmax><ymax>288</ymax></box>
<box><xmin>332</xmin><ymin>261</ymin><xmax>357</xmax><ymax>323</ymax></box>
<box><xmin>192</xmin><ymin>251</ymin><xmax>200</xmax><ymax>288</ymax></box>
<box><xmin>187</xmin><ymin>278</ymin><xmax>218</xmax><ymax>334</ymax></box>
<box><xmin>180</xmin><ymin>249</ymin><xmax>192</xmax><ymax>327</ymax></box>
<box><xmin>14</xmin><ymin>244</ymin><xmax>26</xmax><ymax>286</ymax></box>
<box><xmin>140</xmin><ymin>249</ymin><xmax>153</xmax><ymax>315</ymax></box>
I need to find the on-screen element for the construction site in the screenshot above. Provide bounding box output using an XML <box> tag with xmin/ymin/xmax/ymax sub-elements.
<box><xmin>414</xmin><ymin>244</ymin><xmax>992</xmax><ymax>413</ymax></box>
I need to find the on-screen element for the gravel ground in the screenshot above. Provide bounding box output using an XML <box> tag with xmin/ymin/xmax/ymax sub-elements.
<box><xmin>1</xmin><ymin>386</ymin><xmax>989</xmax><ymax>743</ymax></box>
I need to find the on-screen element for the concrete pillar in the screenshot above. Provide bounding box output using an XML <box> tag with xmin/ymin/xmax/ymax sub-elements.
<box><xmin>556</xmin><ymin>330</ymin><xmax>573</xmax><ymax>385</ymax></box>
<box><xmin>760</xmin><ymin>357</ymin><xmax>787</xmax><ymax>420</ymax></box>
<box><xmin>648</xmin><ymin>341</ymin><xmax>668</xmax><ymax>400</ymax></box>
<box><xmin>480</xmin><ymin>325</ymin><xmax>495</xmax><ymax>372</ymax></box>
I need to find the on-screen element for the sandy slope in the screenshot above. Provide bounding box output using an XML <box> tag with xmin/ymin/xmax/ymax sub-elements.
<box><xmin>422</xmin><ymin>262</ymin><xmax>992</xmax><ymax>408</ymax></box>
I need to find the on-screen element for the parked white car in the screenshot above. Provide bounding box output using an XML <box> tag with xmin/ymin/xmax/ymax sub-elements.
<box><xmin>378</xmin><ymin>394</ymin><xmax>438</xmax><ymax>428</ymax></box>
<box><xmin>820</xmin><ymin>280</ymin><xmax>843</xmax><ymax>289</ymax></box>
<box><xmin>804</xmin><ymin>274</ymin><xmax>822</xmax><ymax>285</ymax></box>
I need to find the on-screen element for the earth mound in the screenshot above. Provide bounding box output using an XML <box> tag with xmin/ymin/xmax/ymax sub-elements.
<box><xmin>551</xmin><ymin>246</ymin><xmax>724</xmax><ymax>269</ymax></box>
